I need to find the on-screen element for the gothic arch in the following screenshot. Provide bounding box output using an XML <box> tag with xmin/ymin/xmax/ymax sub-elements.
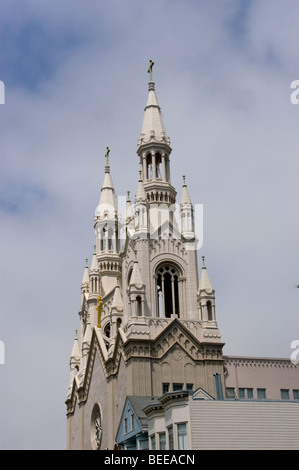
<box><xmin>155</xmin><ymin>262</ymin><xmax>182</xmax><ymax>318</ymax></box>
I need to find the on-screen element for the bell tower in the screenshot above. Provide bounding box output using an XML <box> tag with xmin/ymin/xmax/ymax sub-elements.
<box><xmin>137</xmin><ymin>61</ymin><xmax>176</xmax><ymax>213</ymax></box>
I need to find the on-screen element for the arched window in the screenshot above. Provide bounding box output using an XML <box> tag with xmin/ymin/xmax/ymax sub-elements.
<box><xmin>146</xmin><ymin>153</ymin><xmax>152</xmax><ymax>179</ymax></box>
<box><xmin>156</xmin><ymin>153</ymin><xmax>162</xmax><ymax>178</ymax></box>
<box><xmin>156</xmin><ymin>265</ymin><xmax>180</xmax><ymax>318</ymax></box>
<box><xmin>207</xmin><ymin>301</ymin><xmax>213</xmax><ymax>321</ymax></box>
<box><xmin>136</xmin><ymin>296</ymin><xmax>142</xmax><ymax>316</ymax></box>
<box><xmin>104</xmin><ymin>323</ymin><xmax>111</xmax><ymax>338</ymax></box>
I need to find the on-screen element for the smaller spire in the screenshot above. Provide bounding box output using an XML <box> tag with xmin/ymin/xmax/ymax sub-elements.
<box><xmin>135</xmin><ymin>171</ymin><xmax>147</xmax><ymax>203</ymax></box>
<box><xmin>83</xmin><ymin>317</ymin><xmax>92</xmax><ymax>345</ymax></box>
<box><xmin>198</xmin><ymin>256</ymin><xmax>213</xmax><ymax>293</ymax></box>
<box><xmin>70</xmin><ymin>331</ymin><xmax>80</xmax><ymax>362</ymax></box>
<box><xmin>90</xmin><ymin>246</ymin><xmax>99</xmax><ymax>273</ymax></box>
<box><xmin>129</xmin><ymin>251</ymin><xmax>144</xmax><ymax>289</ymax></box>
<box><xmin>112</xmin><ymin>278</ymin><xmax>123</xmax><ymax>311</ymax></box>
<box><xmin>180</xmin><ymin>175</ymin><xmax>192</xmax><ymax>205</ymax></box>
<box><xmin>81</xmin><ymin>259</ymin><xmax>89</xmax><ymax>287</ymax></box>
<box><xmin>95</xmin><ymin>148</ymin><xmax>117</xmax><ymax>216</ymax></box>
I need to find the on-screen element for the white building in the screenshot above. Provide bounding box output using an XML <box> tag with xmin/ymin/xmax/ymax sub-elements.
<box><xmin>66</xmin><ymin>63</ymin><xmax>299</xmax><ymax>450</ymax></box>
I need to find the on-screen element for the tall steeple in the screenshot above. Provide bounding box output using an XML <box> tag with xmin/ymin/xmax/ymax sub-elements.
<box><xmin>94</xmin><ymin>147</ymin><xmax>121</xmax><ymax>295</ymax></box>
<box><xmin>137</xmin><ymin>60</ymin><xmax>176</xmax><ymax>208</ymax></box>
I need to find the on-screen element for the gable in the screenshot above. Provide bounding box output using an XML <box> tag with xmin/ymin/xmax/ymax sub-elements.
<box><xmin>115</xmin><ymin>397</ymin><xmax>145</xmax><ymax>445</ymax></box>
<box><xmin>192</xmin><ymin>387</ymin><xmax>215</xmax><ymax>400</ymax></box>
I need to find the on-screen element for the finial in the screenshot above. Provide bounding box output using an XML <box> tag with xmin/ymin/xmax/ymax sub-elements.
<box><xmin>93</xmin><ymin>245</ymin><xmax>96</xmax><ymax>254</ymax></box>
<box><xmin>127</xmin><ymin>191</ymin><xmax>130</xmax><ymax>201</ymax></box>
<box><xmin>139</xmin><ymin>170</ymin><xmax>143</xmax><ymax>182</ymax></box>
<box><xmin>134</xmin><ymin>250</ymin><xmax>138</xmax><ymax>261</ymax></box>
<box><xmin>148</xmin><ymin>59</ymin><xmax>154</xmax><ymax>82</ymax></box>
<box><xmin>105</xmin><ymin>146</ymin><xmax>110</xmax><ymax>166</ymax></box>
<box><xmin>85</xmin><ymin>258</ymin><xmax>88</xmax><ymax>267</ymax></box>
<box><xmin>75</xmin><ymin>329</ymin><xmax>78</xmax><ymax>339</ymax></box>
<box><xmin>183</xmin><ymin>175</ymin><xmax>186</xmax><ymax>186</ymax></box>
<box><xmin>202</xmin><ymin>256</ymin><xmax>205</xmax><ymax>267</ymax></box>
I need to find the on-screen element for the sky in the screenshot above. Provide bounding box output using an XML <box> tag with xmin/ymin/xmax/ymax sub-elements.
<box><xmin>0</xmin><ymin>0</ymin><xmax>298</xmax><ymax>450</ymax></box>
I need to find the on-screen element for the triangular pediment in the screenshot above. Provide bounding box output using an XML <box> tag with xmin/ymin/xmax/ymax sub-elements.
<box><xmin>192</xmin><ymin>387</ymin><xmax>215</xmax><ymax>400</ymax></box>
<box><xmin>149</xmin><ymin>317</ymin><xmax>202</xmax><ymax>361</ymax></box>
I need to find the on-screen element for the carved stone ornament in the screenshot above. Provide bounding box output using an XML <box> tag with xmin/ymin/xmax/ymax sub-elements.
<box><xmin>91</xmin><ymin>403</ymin><xmax>102</xmax><ymax>450</ymax></box>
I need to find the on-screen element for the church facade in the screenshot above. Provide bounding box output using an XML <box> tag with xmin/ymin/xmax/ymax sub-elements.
<box><xmin>65</xmin><ymin>64</ymin><xmax>299</xmax><ymax>450</ymax></box>
<box><xmin>65</xmin><ymin>64</ymin><xmax>225</xmax><ymax>450</ymax></box>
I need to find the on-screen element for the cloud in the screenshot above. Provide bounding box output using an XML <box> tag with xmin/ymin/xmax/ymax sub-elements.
<box><xmin>0</xmin><ymin>0</ymin><xmax>298</xmax><ymax>449</ymax></box>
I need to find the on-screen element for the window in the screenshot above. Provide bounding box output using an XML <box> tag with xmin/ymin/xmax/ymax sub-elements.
<box><xmin>104</xmin><ymin>323</ymin><xmax>111</xmax><ymax>338</ymax></box>
<box><xmin>156</xmin><ymin>265</ymin><xmax>180</xmax><ymax>318</ymax></box>
<box><xmin>238</xmin><ymin>388</ymin><xmax>253</xmax><ymax>399</ymax></box>
<box><xmin>257</xmin><ymin>388</ymin><xmax>266</xmax><ymax>399</ymax></box>
<box><xmin>293</xmin><ymin>390</ymin><xmax>299</xmax><ymax>400</ymax></box>
<box><xmin>173</xmin><ymin>383</ymin><xmax>183</xmax><ymax>391</ymax></box>
<box><xmin>138</xmin><ymin>439</ymin><xmax>149</xmax><ymax>450</ymax></box>
<box><xmin>136</xmin><ymin>296</ymin><xmax>142</xmax><ymax>316</ymax></box>
<box><xmin>281</xmin><ymin>389</ymin><xmax>290</xmax><ymax>400</ymax></box>
<box><xmin>207</xmin><ymin>301</ymin><xmax>213</xmax><ymax>321</ymax></box>
<box><xmin>225</xmin><ymin>387</ymin><xmax>234</xmax><ymax>398</ymax></box>
<box><xmin>159</xmin><ymin>432</ymin><xmax>166</xmax><ymax>450</ymax></box>
<box><xmin>150</xmin><ymin>434</ymin><xmax>156</xmax><ymax>450</ymax></box>
<box><xmin>186</xmin><ymin>383</ymin><xmax>193</xmax><ymax>392</ymax></box>
<box><xmin>124</xmin><ymin>418</ymin><xmax>128</xmax><ymax>434</ymax></box>
<box><xmin>226</xmin><ymin>388</ymin><xmax>236</xmax><ymax>399</ymax></box>
<box><xmin>177</xmin><ymin>423</ymin><xmax>187</xmax><ymax>450</ymax></box>
<box><xmin>131</xmin><ymin>414</ymin><xmax>135</xmax><ymax>431</ymax></box>
<box><xmin>168</xmin><ymin>426</ymin><xmax>174</xmax><ymax>450</ymax></box>
<box><xmin>162</xmin><ymin>383</ymin><xmax>169</xmax><ymax>394</ymax></box>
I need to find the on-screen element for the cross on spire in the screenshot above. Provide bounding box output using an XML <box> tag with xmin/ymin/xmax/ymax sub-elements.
<box><xmin>105</xmin><ymin>146</ymin><xmax>110</xmax><ymax>166</ymax></box>
<box><xmin>147</xmin><ymin>59</ymin><xmax>154</xmax><ymax>82</ymax></box>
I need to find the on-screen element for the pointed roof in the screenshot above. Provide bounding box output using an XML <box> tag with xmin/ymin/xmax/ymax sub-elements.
<box><xmin>180</xmin><ymin>175</ymin><xmax>192</xmax><ymax>205</ymax></box>
<box><xmin>138</xmin><ymin>63</ymin><xmax>170</xmax><ymax>148</ymax></box>
<box><xmin>83</xmin><ymin>318</ymin><xmax>92</xmax><ymax>345</ymax></box>
<box><xmin>95</xmin><ymin>148</ymin><xmax>117</xmax><ymax>217</ymax></box>
<box><xmin>70</xmin><ymin>331</ymin><xmax>80</xmax><ymax>362</ymax></box>
<box><xmin>81</xmin><ymin>259</ymin><xmax>89</xmax><ymax>287</ymax></box>
<box><xmin>130</xmin><ymin>252</ymin><xmax>144</xmax><ymax>289</ymax></box>
<box><xmin>90</xmin><ymin>246</ymin><xmax>99</xmax><ymax>273</ymax></box>
<box><xmin>125</xmin><ymin>191</ymin><xmax>134</xmax><ymax>221</ymax></box>
<box><xmin>198</xmin><ymin>256</ymin><xmax>214</xmax><ymax>293</ymax></box>
<box><xmin>135</xmin><ymin>171</ymin><xmax>147</xmax><ymax>203</ymax></box>
<box><xmin>112</xmin><ymin>279</ymin><xmax>123</xmax><ymax>311</ymax></box>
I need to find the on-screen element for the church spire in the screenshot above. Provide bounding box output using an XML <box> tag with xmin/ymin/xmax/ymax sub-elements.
<box><xmin>138</xmin><ymin>60</ymin><xmax>170</xmax><ymax>149</ymax></box>
<box><xmin>137</xmin><ymin>61</ymin><xmax>176</xmax><ymax>208</ymax></box>
<box><xmin>96</xmin><ymin>147</ymin><xmax>117</xmax><ymax>216</ymax></box>
<box><xmin>198</xmin><ymin>256</ymin><xmax>214</xmax><ymax>293</ymax></box>
<box><xmin>81</xmin><ymin>259</ymin><xmax>89</xmax><ymax>293</ymax></box>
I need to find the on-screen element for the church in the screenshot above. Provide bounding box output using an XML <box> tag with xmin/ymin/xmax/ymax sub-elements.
<box><xmin>65</xmin><ymin>62</ymin><xmax>299</xmax><ymax>450</ymax></box>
